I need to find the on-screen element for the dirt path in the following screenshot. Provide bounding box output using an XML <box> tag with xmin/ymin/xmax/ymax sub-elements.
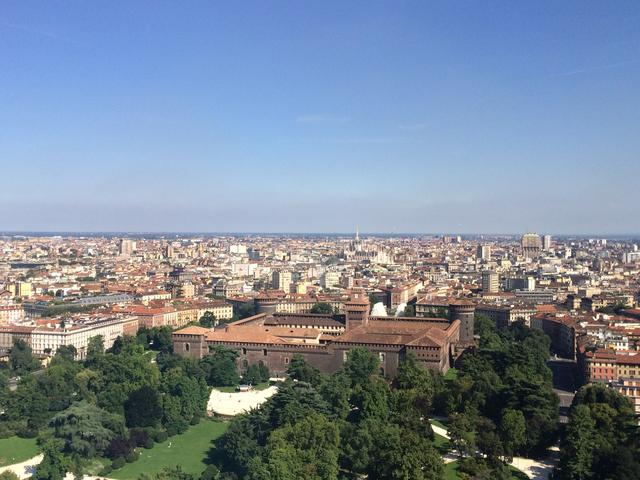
<box><xmin>0</xmin><ymin>454</ymin><xmax>42</xmax><ymax>479</ymax></box>
<box><xmin>430</xmin><ymin>420</ymin><xmax>558</xmax><ymax>479</ymax></box>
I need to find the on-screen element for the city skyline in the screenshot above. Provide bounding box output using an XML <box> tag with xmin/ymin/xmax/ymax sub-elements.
<box><xmin>2</xmin><ymin>2</ymin><xmax>639</xmax><ymax>233</ymax></box>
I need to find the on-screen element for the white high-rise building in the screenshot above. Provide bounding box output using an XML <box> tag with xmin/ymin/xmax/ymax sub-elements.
<box><xmin>119</xmin><ymin>239</ymin><xmax>136</xmax><ymax>256</ymax></box>
<box><xmin>543</xmin><ymin>235</ymin><xmax>552</xmax><ymax>251</ymax></box>
<box><xmin>476</xmin><ymin>245</ymin><xmax>491</xmax><ymax>261</ymax></box>
<box><xmin>481</xmin><ymin>271</ymin><xmax>499</xmax><ymax>293</ymax></box>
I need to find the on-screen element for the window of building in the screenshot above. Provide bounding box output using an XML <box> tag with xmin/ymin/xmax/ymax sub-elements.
<box><xmin>242</xmin><ymin>347</ymin><xmax>247</xmax><ymax>355</ymax></box>
<box><xmin>263</xmin><ymin>349</ymin><xmax>267</xmax><ymax>356</ymax></box>
<box><xmin>185</xmin><ymin>343</ymin><xmax>190</xmax><ymax>352</ymax></box>
<box><xmin>284</xmin><ymin>357</ymin><xmax>289</xmax><ymax>364</ymax></box>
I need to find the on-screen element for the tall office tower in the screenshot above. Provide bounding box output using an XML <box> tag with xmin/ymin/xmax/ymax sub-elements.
<box><xmin>481</xmin><ymin>271</ymin><xmax>499</xmax><ymax>293</ymax></box>
<box><xmin>525</xmin><ymin>276</ymin><xmax>536</xmax><ymax>291</ymax></box>
<box><xmin>521</xmin><ymin>233</ymin><xmax>542</xmax><ymax>259</ymax></box>
<box><xmin>271</xmin><ymin>270</ymin><xmax>292</xmax><ymax>292</ymax></box>
<box><xmin>119</xmin><ymin>238</ymin><xmax>136</xmax><ymax>256</ymax></box>
<box><xmin>476</xmin><ymin>245</ymin><xmax>491</xmax><ymax>261</ymax></box>
<box><xmin>14</xmin><ymin>281</ymin><xmax>33</xmax><ymax>298</ymax></box>
<box><xmin>543</xmin><ymin>235</ymin><xmax>552</xmax><ymax>251</ymax></box>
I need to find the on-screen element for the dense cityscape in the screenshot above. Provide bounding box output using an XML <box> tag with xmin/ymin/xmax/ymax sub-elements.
<box><xmin>0</xmin><ymin>232</ymin><xmax>639</xmax><ymax>479</ymax></box>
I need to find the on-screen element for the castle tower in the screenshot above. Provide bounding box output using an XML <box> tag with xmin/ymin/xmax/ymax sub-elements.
<box><xmin>345</xmin><ymin>288</ymin><xmax>370</xmax><ymax>330</ymax></box>
<box><xmin>449</xmin><ymin>300</ymin><xmax>476</xmax><ymax>346</ymax></box>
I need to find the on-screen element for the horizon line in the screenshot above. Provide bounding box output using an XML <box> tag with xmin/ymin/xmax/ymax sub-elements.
<box><xmin>1</xmin><ymin>230</ymin><xmax>639</xmax><ymax>238</ymax></box>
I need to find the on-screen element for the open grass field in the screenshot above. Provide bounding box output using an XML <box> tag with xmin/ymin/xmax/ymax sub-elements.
<box><xmin>110</xmin><ymin>420</ymin><xmax>228</xmax><ymax>479</ymax></box>
<box><xmin>0</xmin><ymin>436</ymin><xmax>39</xmax><ymax>467</ymax></box>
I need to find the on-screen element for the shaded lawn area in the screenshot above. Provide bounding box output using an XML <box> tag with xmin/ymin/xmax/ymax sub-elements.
<box><xmin>433</xmin><ymin>433</ymin><xmax>452</xmax><ymax>454</ymax></box>
<box><xmin>110</xmin><ymin>420</ymin><xmax>228</xmax><ymax>479</ymax></box>
<box><xmin>430</xmin><ymin>418</ymin><xmax>448</xmax><ymax>430</ymax></box>
<box><xmin>0</xmin><ymin>436</ymin><xmax>39</xmax><ymax>467</ymax></box>
<box><xmin>444</xmin><ymin>461</ymin><xmax>462</xmax><ymax>480</ymax></box>
<box><xmin>444</xmin><ymin>461</ymin><xmax>528</xmax><ymax>480</ymax></box>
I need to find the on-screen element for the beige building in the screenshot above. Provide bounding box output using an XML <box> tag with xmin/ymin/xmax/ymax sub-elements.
<box><xmin>119</xmin><ymin>239</ymin><xmax>136</xmax><ymax>256</ymax></box>
<box><xmin>1</xmin><ymin>315</ymin><xmax>136</xmax><ymax>358</ymax></box>
<box><xmin>272</xmin><ymin>270</ymin><xmax>292</xmax><ymax>292</ymax></box>
<box><xmin>14</xmin><ymin>282</ymin><xmax>33</xmax><ymax>299</ymax></box>
<box><xmin>481</xmin><ymin>271</ymin><xmax>499</xmax><ymax>293</ymax></box>
<box><xmin>521</xmin><ymin>233</ymin><xmax>542</xmax><ymax>259</ymax></box>
<box><xmin>0</xmin><ymin>304</ymin><xmax>25</xmax><ymax>323</ymax></box>
<box><xmin>196</xmin><ymin>302</ymin><xmax>234</xmax><ymax>321</ymax></box>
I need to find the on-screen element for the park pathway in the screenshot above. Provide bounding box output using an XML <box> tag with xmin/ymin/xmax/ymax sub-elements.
<box><xmin>0</xmin><ymin>454</ymin><xmax>42</xmax><ymax>479</ymax></box>
<box><xmin>430</xmin><ymin>420</ymin><xmax>558</xmax><ymax>480</ymax></box>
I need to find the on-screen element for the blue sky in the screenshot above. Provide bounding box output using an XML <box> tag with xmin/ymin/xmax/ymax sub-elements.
<box><xmin>1</xmin><ymin>1</ymin><xmax>639</xmax><ymax>234</ymax></box>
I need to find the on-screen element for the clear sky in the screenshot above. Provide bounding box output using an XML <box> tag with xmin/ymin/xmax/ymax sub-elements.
<box><xmin>1</xmin><ymin>1</ymin><xmax>639</xmax><ymax>234</ymax></box>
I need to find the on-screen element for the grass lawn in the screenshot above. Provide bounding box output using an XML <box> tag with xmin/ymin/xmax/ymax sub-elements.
<box><xmin>444</xmin><ymin>461</ymin><xmax>462</xmax><ymax>480</ymax></box>
<box><xmin>430</xmin><ymin>418</ymin><xmax>448</xmax><ymax>430</ymax></box>
<box><xmin>433</xmin><ymin>433</ymin><xmax>451</xmax><ymax>454</ymax></box>
<box><xmin>111</xmin><ymin>420</ymin><xmax>228</xmax><ymax>479</ymax></box>
<box><xmin>0</xmin><ymin>436</ymin><xmax>39</xmax><ymax>467</ymax></box>
<box><xmin>144</xmin><ymin>350</ymin><xmax>158</xmax><ymax>362</ymax></box>
<box><xmin>215</xmin><ymin>381</ymin><xmax>270</xmax><ymax>393</ymax></box>
<box><xmin>444</xmin><ymin>460</ymin><xmax>528</xmax><ymax>480</ymax></box>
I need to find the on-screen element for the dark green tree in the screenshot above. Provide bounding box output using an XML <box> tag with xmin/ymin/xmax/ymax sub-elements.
<box><xmin>342</xmin><ymin>347</ymin><xmax>379</xmax><ymax>386</ymax></box>
<box><xmin>55</xmin><ymin>345</ymin><xmax>77</xmax><ymax>362</ymax></box>
<box><xmin>286</xmin><ymin>354</ymin><xmax>321</xmax><ymax>385</ymax></box>
<box><xmin>236</xmin><ymin>303</ymin><xmax>256</xmax><ymax>320</ymax></box>
<box><xmin>200</xmin><ymin>347</ymin><xmax>240</xmax><ymax>387</ymax></box>
<box><xmin>243</xmin><ymin>363</ymin><xmax>270</xmax><ymax>385</ymax></box>
<box><xmin>49</xmin><ymin>400</ymin><xmax>126</xmax><ymax>457</ymax></box>
<box><xmin>448</xmin><ymin>412</ymin><xmax>476</xmax><ymax>458</ymax></box>
<box><xmin>0</xmin><ymin>471</ymin><xmax>20</xmax><ymax>480</ymax></box>
<box><xmin>367</xmin><ymin>424</ymin><xmax>443</xmax><ymax>480</ymax></box>
<box><xmin>160</xmin><ymin>366</ymin><xmax>209</xmax><ymax>433</ymax></box>
<box><xmin>86</xmin><ymin>335</ymin><xmax>104</xmax><ymax>365</ymax></box>
<box><xmin>248</xmin><ymin>412</ymin><xmax>340</xmax><ymax>480</ymax></box>
<box><xmin>309</xmin><ymin>302</ymin><xmax>334</xmax><ymax>315</ymax></box>
<box><xmin>499</xmin><ymin>408</ymin><xmax>526</xmax><ymax>461</ymax></box>
<box><xmin>33</xmin><ymin>440</ymin><xmax>70</xmax><ymax>480</ymax></box>
<box><xmin>124</xmin><ymin>385</ymin><xmax>163</xmax><ymax>427</ymax></box>
<box><xmin>9</xmin><ymin>338</ymin><xmax>40</xmax><ymax>376</ymax></box>
<box><xmin>393</xmin><ymin>353</ymin><xmax>436</xmax><ymax>415</ymax></box>
<box><xmin>151</xmin><ymin>327</ymin><xmax>174</xmax><ymax>353</ymax></box>
<box><xmin>139</xmin><ymin>465</ymin><xmax>196</xmax><ymax>480</ymax></box>
<box><xmin>557</xmin><ymin>404</ymin><xmax>596</xmax><ymax>480</ymax></box>
<box><xmin>199</xmin><ymin>311</ymin><xmax>216</xmax><ymax>328</ymax></box>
